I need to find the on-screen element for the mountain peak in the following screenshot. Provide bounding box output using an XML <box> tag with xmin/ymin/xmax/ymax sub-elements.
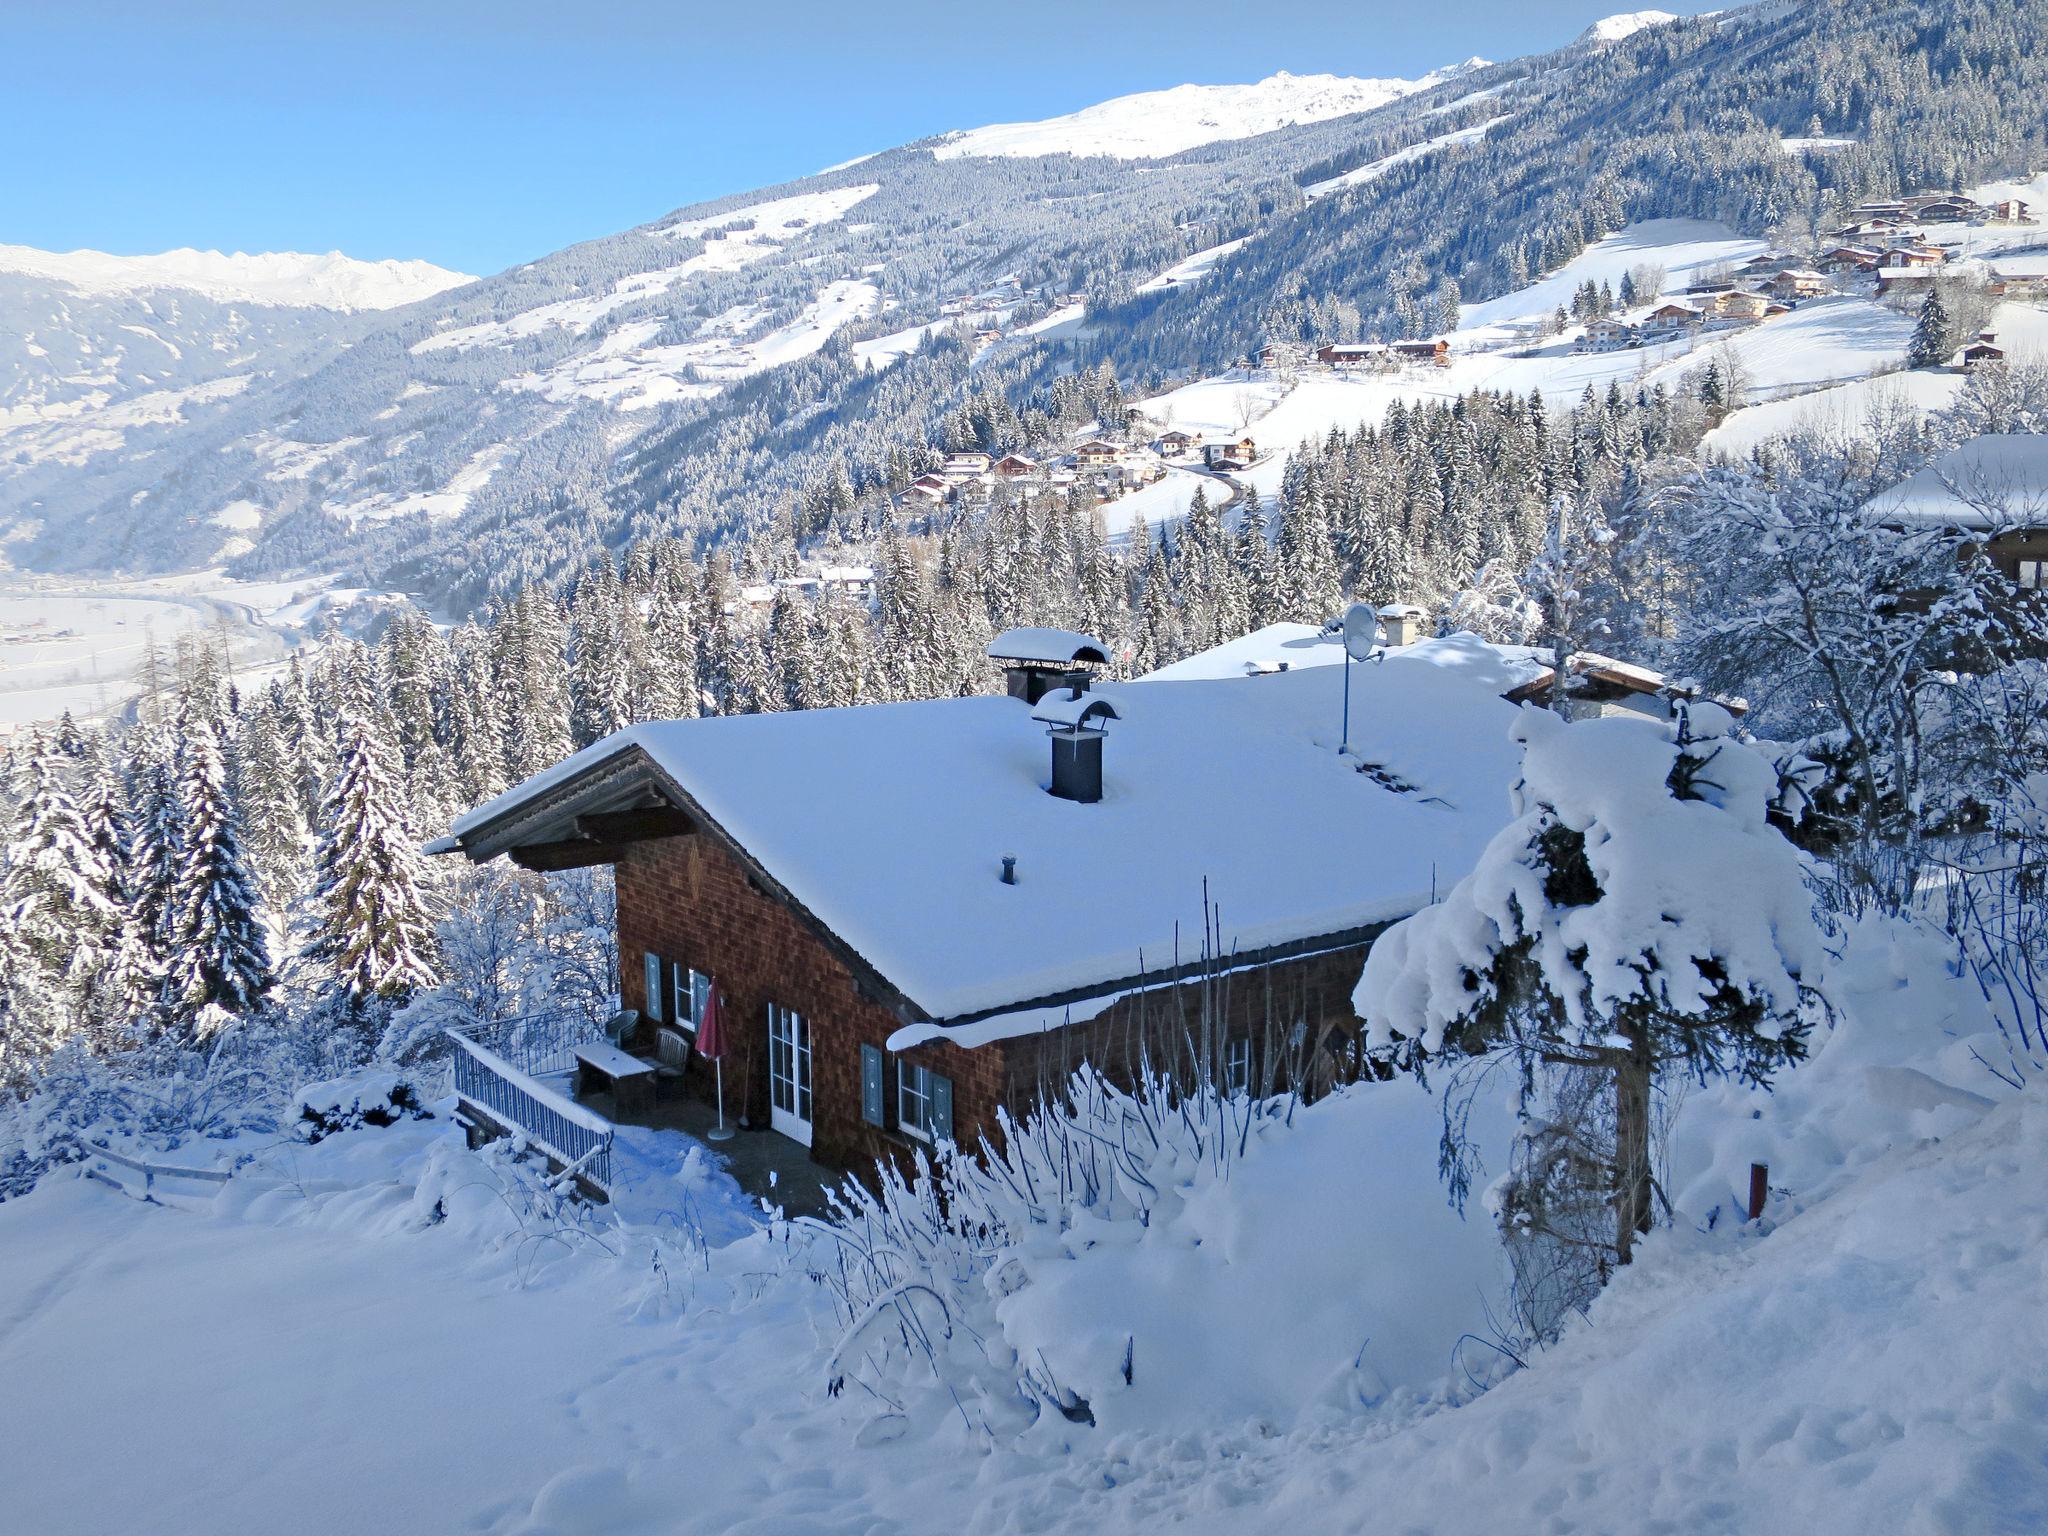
<box><xmin>932</xmin><ymin>63</ymin><xmax>1486</xmax><ymax>162</ymax></box>
<box><xmin>1577</xmin><ymin>10</ymin><xmax>1680</xmax><ymax>45</ymax></box>
<box><xmin>0</xmin><ymin>244</ymin><xmax>474</xmax><ymax>311</ymax></box>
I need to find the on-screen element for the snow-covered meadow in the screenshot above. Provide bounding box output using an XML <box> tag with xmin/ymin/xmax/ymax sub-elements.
<box><xmin>0</xmin><ymin>894</ymin><xmax>2033</xmax><ymax>1536</ymax></box>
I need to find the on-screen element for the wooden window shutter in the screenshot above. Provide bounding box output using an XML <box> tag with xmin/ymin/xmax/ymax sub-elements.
<box><xmin>861</xmin><ymin>1044</ymin><xmax>885</xmax><ymax>1127</ymax></box>
<box><xmin>643</xmin><ymin>952</ymin><xmax>664</xmax><ymax>1023</ymax></box>
<box><xmin>931</xmin><ymin>1073</ymin><xmax>953</xmax><ymax>1145</ymax></box>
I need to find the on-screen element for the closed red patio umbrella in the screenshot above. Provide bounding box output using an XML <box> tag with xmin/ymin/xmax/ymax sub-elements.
<box><xmin>697</xmin><ymin>982</ymin><xmax>734</xmax><ymax>1142</ymax></box>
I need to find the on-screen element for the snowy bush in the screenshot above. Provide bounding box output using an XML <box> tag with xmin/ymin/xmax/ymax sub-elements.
<box><xmin>294</xmin><ymin>1072</ymin><xmax>433</xmax><ymax>1143</ymax></box>
<box><xmin>794</xmin><ymin>1065</ymin><xmax>1511</xmax><ymax>1440</ymax></box>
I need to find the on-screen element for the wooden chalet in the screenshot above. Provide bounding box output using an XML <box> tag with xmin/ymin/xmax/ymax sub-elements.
<box><xmin>1862</xmin><ymin>434</ymin><xmax>2048</xmax><ymax>594</ymax></box>
<box><xmin>1503</xmin><ymin>650</ymin><xmax>1748</xmax><ymax>723</ymax></box>
<box><xmin>1876</xmin><ymin>246</ymin><xmax>1946</xmax><ymax>270</ymax></box>
<box><xmin>429</xmin><ymin>629</ymin><xmax>1544</xmax><ymax>1197</ymax></box>
<box><xmin>1708</xmin><ymin>290</ymin><xmax>1772</xmax><ymax>322</ymax></box>
<box><xmin>1075</xmin><ymin>439</ymin><xmax>1122</xmax><ymax>468</ymax></box>
<box><xmin>1955</xmin><ymin>332</ymin><xmax>2008</xmax><ymax>371</ymax></box>
<box><xmin>1316</xmin><ymin>342</ymin><xmax>1393</xmax><ymax>368</ymax></box>
<box><xmin>1392</xmin><ymin>338</ymin><xmax>1451</xmax><ymax>367</ymax></box>
<box><xmin>1764</xmin><ymin>268</ymin><xmax>1829</xmax><ymax>300</ymax></box>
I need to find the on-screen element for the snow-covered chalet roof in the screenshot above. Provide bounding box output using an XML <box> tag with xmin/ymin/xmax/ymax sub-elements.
<box><xmin>1139</xmin><ymin>623</ymin><xmax>1344</xmax><ymax>680</ymax></box>
<box><xmin>445</xmin><ymin>634</ymin><xmax>1530</xmax><ymax>1030</ymax></box>
<box><xmin>1862</xmin><ymin>434</ymin><xmax>2048</xmax><ymax>531</ymax></box>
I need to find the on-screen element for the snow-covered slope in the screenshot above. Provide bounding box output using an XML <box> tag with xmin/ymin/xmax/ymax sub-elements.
<box><xmin>0</xmin><ymin>244</ymin><xmax>472</xmax><ymax>311</ymax></box>
<box><xmin>932</xmin><ymin>66</ymin><xmax>1485</xmax><ymax>161</ymax></box>
<box><xmin>1577</xmin><ymin>10</ymin><xmax>1679</xmax><ymax>45</ymax></box>
<box><xmin>0</xmin><ymin>904</ymin><xmax>2031</xmax><ymax>1534</ymax></box>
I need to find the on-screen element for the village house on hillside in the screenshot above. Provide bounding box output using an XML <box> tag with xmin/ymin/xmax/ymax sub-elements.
<box><xmin>1862</xmin><ymin>433</ymin><xmax>2048</xmax><ymax>592</ymax></box>
<box><xmin>429</xmin><ymin>626</ymin><xmax>1544</xmax><ymax>1193</ymax></box>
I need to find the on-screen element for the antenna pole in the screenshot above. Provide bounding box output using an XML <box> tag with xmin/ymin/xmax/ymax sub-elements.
<box><xmin>1340</xmin><ymin>652</ymin><xmax>1352</xmax><ymax>756</ymax></box>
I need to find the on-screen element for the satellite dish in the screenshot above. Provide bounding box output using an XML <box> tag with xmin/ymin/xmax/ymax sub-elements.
<box><xmin>1341</xmin><ymin>602</ymin><xmax>1383</xmax><ymax>662</ymax></box>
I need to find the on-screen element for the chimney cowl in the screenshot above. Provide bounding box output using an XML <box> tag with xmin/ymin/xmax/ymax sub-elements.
<box><xmin>987</xmin><ymin>627</ymin><xmax>1111</xmax><ymax>704</ymax></box>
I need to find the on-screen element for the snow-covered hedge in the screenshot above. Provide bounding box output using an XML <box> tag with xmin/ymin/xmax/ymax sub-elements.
<box><xmin>798</xmin><ymin>1068</ymin><xmax>1513</xmax><ymax>1439</ymax></box>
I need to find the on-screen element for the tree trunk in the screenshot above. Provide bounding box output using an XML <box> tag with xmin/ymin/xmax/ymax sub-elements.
<box><xmin>1611</xmin><ymin>1022</ymin><xmax>1656</xmax><ymax>1265</ymax></box>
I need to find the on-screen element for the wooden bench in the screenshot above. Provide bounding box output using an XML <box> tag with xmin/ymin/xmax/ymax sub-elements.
<box><xmin>574</xmin><ymin>1041</ymin><xmax>658</xmax><ymax>1118</ymax></box>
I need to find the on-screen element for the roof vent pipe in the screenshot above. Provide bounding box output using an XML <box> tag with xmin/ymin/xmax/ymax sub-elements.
<box><xmin>1000</xmin><ymin>855</ymin><xmax>1018</xmax><ymax>885</ymax></box>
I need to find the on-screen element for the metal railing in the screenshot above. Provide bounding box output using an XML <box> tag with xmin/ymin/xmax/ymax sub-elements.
<box><xmin>452</xmin><ymin>1008</ymin><xmax>613</xmax><ymax>1079</ymax></box>
<box><xmin>448</xmin><ymin>1013</ymin><xmax>616</xmax><ymax>1194</ymax></box>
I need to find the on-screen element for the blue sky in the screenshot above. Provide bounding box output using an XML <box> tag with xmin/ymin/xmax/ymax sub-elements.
<box><xmin>2</xmin><ymin>1</ymin><xmax>1704</xmax><ymax>276</ymax></box>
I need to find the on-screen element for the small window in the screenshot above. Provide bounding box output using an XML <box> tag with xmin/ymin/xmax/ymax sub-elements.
<box><xmin>670</xmin><ymin>966</ymin><xmax>712</xmax><ymax>1033</ymax></box>
<box><xmin>643</xmin><ymin>952</ymin><xmax>665</xmax><ymax>1024</ymax></box>
<box><xmin>1225</xmin><ymin>1037</ymin><xmax>1252</xmax><ymax>1096</ymax></box>
<box><xmin>2020</xmin><ymin>559</ymin><xmax>2045</xmax><ymax>591</ymax></box>
<box><xmin>898</xmin><ymin>1062</ymin><xmax>953</xmax><ymax>1143</ymax></box>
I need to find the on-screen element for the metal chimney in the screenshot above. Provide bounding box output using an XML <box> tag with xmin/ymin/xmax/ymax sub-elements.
<box><xmin>1030</xmin><ymin>688</ymin><xmax>1122</xmax><ymax>804</ymax></box>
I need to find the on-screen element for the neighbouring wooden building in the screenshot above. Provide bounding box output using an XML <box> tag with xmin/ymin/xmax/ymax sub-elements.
<box><xmin>430</xmin><ymin>627</ymin><xmax>1539</xmax><ymax>1191</ymax></box>
<box><xmin>1862</xmin><ymin>433</ymin><xmax>2048</xmax><ymax>593</ymax></box>
<box><xmin>1392</xmin><ymin>337</ymin><xmax>1451</xmax><ymax>367</ymax></box>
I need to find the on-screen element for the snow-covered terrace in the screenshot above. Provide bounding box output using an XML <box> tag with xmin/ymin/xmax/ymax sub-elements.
<box><xmin>444</xmin><ymin>635</ymin><xmax>1539</xmax><ymax>1030</ymax></box>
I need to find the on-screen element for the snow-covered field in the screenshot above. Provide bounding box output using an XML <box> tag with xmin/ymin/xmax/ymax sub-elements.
<box><xmin>0</xmin><ymin>568</ymin><xmax>383</xmax><ymax>730</ymax></box>
<box><xmin>1303</xmin><ymin>116</ymin><xmax>1506</xmax><ymax>200</ymax></box>
<box><xmin>507</xmin><ymin>279</ymin><xmax>881</xmax><ymax>411</ymax></box>
<box><xmin>1459</xmin><ymin>218</ymin><xmax>1767</xmax><ymax>334</ymax></box>
<box><xmin>1136</xmin><ymin>237</ymin><xmax>1248</xmax><ymax>293</ymax></box>
<box><xmin>0</xmin><ymin>372</ymin><xmax>255</xmax><ymax>470</ymax></box>
<box><xmin>0</xmin><ymin>908</ymin><xmax>2033</xmax><ymax>1535</ymax></box>
<box><xmin>1704</xmin><ymin>370</ymin><xmax>1964</xmax><ymax>456</ymax></box>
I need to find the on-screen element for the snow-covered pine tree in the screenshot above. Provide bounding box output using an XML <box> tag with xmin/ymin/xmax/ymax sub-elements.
<box><xmin>163</xmin><ymin>713</ymin><xmax>273</xmax><ymax>1037</ymax></box>
<box><xmin>769</xmin><ymin>585</ymin><xmax>825</xmax><ymax>712</ymax></box>
<box><xmin>1274</xmin><ymin>476</ymin><xmax>1342</xmax><ymax>624</ymax></box>
<box><xmin>1232</xmin><ymin>489</ymin><xmax>1278</xmax><ymax>629</ymax></box>
<box><xmin>305</xmin><ymin>714</ymin><xmax>440</xmax><ymax>1013</ymax></box>
<box><xmin>124</xmin><ymin>722</ymin><xmax>184</xmax><ymax>971</ymax></box>
<box><xmin>1524</xmin><ymin>495</ymin><xmax>1615</xmax><ymax>715</ymax></box>
<box><xmin>237</xmin><ymin>700</ymin><xmax>310</xmax><ymax>912</ymax></box>
<box><xmin>1357</xmin><ymin>705</ymin><xmax>1822</xmax><ymax>1267</ymax></box>
<box><xmin>569</xmin><ymin>564</ymin><xmax>633</xmax><ymax>747</ymax></box>
<box><xmin>1908</xmin><ymin>285</ymin><xmax>1954</xmax><ymax>370</ymax></box>
<box><xmin>1</xmin><ymin>728</ymin><xmax>123</xmax><ymax>1026</ymax></box>
<box><xmin>495</xmin><ymin>586</ymin><xmax>573</xmax><ymax>779</ymax></box>
<box><xmin>641</xmin><ymin>540</ymin><xmax>702</xmax><ymax>721</ymax></box>
<box><xmin>449</xmin><ymin>621</ymin><xmax>508</xmax><ymax>805</ymax></box>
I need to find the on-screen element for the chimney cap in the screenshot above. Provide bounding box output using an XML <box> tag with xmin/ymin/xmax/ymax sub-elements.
<box><xmin>1031</xmin><ymin>687</ymin><xmax>1121</xmax><ymax>731</ymax></box>
<box><xmin>987</xmin><ymin>627</ymin><xmax>1111</xmax><ymax>667</ymax></box>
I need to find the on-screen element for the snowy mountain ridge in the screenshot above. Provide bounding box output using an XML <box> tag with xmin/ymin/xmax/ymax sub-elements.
<box><xmin>1577</xmin><ymin>10</ymin><xmax>1681</xmax><ymax>44</ymax></box>
<box><xmin>931</xmin><ymin>64</ymin><xmax>1489</xmax><ymax>161</ymax></box>
<box><xmin>0</xmin><ymin>244</ymin><xmax>474</xmax><ymax>312</ymax></box>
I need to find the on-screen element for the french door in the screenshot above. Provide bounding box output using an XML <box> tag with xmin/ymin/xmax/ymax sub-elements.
<box><xmin>767</xmin><ymin>1003</ymin><xmax>813</xmax><ymax>1146</ymax></box>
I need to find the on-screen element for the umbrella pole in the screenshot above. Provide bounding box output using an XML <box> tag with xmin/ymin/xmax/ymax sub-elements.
<box><xmin>709</xmin><ymin>1057</ymin><xmax>734</xmax><ymax>1142</ymax></box>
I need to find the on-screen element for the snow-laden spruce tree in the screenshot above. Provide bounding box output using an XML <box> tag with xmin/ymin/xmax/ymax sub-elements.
<box><xmin>0</xmin><ymin>729</ymin><xmax>123</xmax><ymax>1055</ymax></box>
<box><xmin>1356</xmin><ymin>703</ymin><xmax>1824</xmax><ymax>1266</ymax></box>
<box><xmin>163</xmin><ymin>714</ymin><xmax>273</xmax><ymax>1038</ymax></box>
<box><xmin>1908</xmin><ymin>286</ymin><xmax>1954</xmax><ymax>371</ymax></box>
<box><xmin>304</xmin><ymin>715</ymin><xmax>440</xmax><ymax>1018</ymax></box>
